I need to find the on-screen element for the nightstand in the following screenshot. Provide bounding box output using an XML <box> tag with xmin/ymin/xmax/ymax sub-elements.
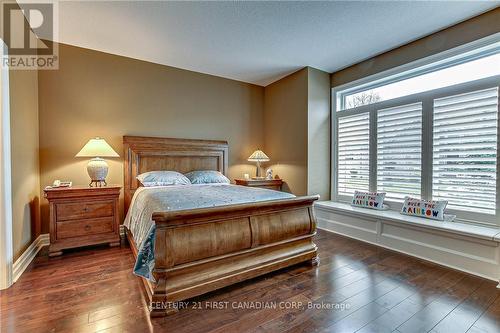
<box><xmin>234</xmin><ymin>178</ymin><xmax>283</xmax><ymax>191</ymax></box>
<box><xmin>44</xmin><ymin>185</ymin><xmax>121</xmax><ymax>257</ymax></box>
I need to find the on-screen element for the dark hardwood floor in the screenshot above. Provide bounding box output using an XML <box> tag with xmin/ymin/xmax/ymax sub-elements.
<box><xmin>1</xmin><ymin>229</ymin><xmax>499</xmax><ymax>333</ymax></box>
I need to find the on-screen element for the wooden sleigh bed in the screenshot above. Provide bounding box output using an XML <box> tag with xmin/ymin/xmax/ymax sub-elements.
<box><xmin>123</xmin><ymin>136</ymin><xmax>319</xmax><ymax>317</ymax></box>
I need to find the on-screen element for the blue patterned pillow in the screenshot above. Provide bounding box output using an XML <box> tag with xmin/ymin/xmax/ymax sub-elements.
<box><xmin>136</xmin><ymin>171</ymin><xmax>191</xmax><ymax>187</ymax></box>
<box><xmin>185</xmin><ymin>170</ymin><xmax>230</xmax><ymax>184</ymax></box>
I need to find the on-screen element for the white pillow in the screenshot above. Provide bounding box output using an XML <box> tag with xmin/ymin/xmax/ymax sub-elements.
<box><xmin>185</xmin><ymin>170</ymin><xmax>230</xmax><ymax>184</ymax></box>
<box><xmin>401</xmin><ymin>197</ymin><xmax>448</xmax><ymax>221</ymax></box>
<box><xmin>351</xmin><ymin>191</ymin><xmax>386</xmax><ymax>210</ymax></box>
<box><xmin>136</xmin><ymin>171</ymin><xmax>191</xmax><ymax>187</ymax></box>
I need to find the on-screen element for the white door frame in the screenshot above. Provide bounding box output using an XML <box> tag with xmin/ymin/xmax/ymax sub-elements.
<box><xmin>0</xmin><ymin>39</ymin><xmax>13</xmax><ymax>290</ymax></box>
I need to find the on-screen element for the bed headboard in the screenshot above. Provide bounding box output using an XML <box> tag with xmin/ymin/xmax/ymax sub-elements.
<box><xmin>123</xmin><ymin>135</ymin><xmax>229</xmax><ymax>213</ymax></box>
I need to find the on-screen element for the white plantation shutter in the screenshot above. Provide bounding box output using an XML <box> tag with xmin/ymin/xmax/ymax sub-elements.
<box><xmin>337</xmin><ymin>113</ymin><xmax>370</xmax><ymax>196</ymax></box>
<box><xmin>432</xmin><ymin>87</ymin><xmax>499</xmax><ymax>215</ymax></box>
<box><xmin>377</xmin><ymin>103</ymin><xmax>422</xmax><ymax>201</ymax></box>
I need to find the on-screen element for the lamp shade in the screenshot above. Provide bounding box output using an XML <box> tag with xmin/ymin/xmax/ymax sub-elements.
<box><xmin>247</xmin><ymin>150</ymin><xmax>270</xmax><ymax>162</ymax></box>
<box><xmin>75</xmin><ymin>137</ymin><xmax>119</xmax><ymax>158</ymax></box>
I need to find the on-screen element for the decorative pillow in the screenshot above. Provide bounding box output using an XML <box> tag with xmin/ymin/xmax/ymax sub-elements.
<box><xmin>400</xmin><ymin>197</ymin><xmax>448</xmax><ymax>221</ymax></box>
<box><xmin>185</xmin><ymin>170</ymin><xmax>230</xmax><ymax>184</ymax></box>
<box><xmin>136</xmin><ymin>171</ymin><xmax>191</xmax><ymax>187</ymax></box>
<box><xmin>351</xmin><ymin>191</ymin><xmax>386</xmax><ymax>210</ymax></box>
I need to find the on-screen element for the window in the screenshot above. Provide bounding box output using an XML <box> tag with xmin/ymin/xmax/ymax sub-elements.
<box><xmin>341</xmin><ymin>53</ymin><xmax>500</xmax><ymax>110</ymax></box>
<box><xmin>336</xmin><ymin>39</ymin><xmax>500</xmax><ymax>112</ymax></box>
<box><xmin>333</xmin><ymin>36</ymin><xmax>500</xmax><ymax>225</ymax></box>
<box><xmin>377</xmin><ymin>103</ymin><xmax>422</xmax><ymax>201</ymax></box>
<box><xmin>432</xmin><ymin>88</ymin><xmax>499</xmax><ymax>215</ymax></box>
<box><xmin>337</xmin><ymin>113</ymin><xmax>370</xmax><ymax>196</ymax></box>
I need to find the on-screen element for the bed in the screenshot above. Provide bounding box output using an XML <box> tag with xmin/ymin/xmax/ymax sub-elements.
<box><xmin>123</xmin><ymin>135</ymin><xmax>319</xmax><ymax>317</ymax></box>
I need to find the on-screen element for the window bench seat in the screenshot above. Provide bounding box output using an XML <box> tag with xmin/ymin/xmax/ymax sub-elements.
<box><xmin>314</xmin><ymin>201</ymin><xmax>500</xmax><ymax>285</ymax></box>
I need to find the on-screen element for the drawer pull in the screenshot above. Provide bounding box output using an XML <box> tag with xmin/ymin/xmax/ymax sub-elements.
<box><xmin>83</xmin><ymin>207</ymin><xmax>89</xmax><ymax>212</ymax></box>
<box><xmin>84</xmin><ymin>225</ymin><xmax>91</xmax><ymax>231</ymax></box>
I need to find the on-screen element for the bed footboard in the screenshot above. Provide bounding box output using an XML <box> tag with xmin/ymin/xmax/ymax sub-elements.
<box><xmin>140</xmin><ymin>195</ymin><xmax>319</xmax><ymax>317</ymax></box>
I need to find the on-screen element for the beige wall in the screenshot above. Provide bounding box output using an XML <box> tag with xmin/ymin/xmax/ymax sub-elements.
<box><xmin>38</xmin><ymin>43</ymin><xmax>264</xmax><ymax>232</ymax></box>
<box><xmin>263</xmin><ymin>67</ymin><xmax>330</xmax><ymax>198</ymax></box>
<box><xmin>332</xmin><ymin>8</ymin><xmax>500</xmax><ymax>87</ymax></box>
<box><xmin>307</xmin><ymin>67</ymin><xmax>330</xmax><ymax>200</ymax></box>
<box><xmin>264</xmin><ymin>68</ymin><xmax>309</xmax><ymax>195</ymax></box>
<box><xmin>9</xmin><ymin>69</ymin><xmax>40</xmax><ymax>260</ymax></box>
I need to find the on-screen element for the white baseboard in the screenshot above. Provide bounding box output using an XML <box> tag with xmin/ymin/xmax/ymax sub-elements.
<box><xmin>13</xmin><ymin>233</ymin><xmax>49</xmax><ymax>282</ymax></box>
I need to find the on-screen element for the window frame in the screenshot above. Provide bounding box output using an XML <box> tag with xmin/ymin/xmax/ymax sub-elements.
<box><xmin>332</xmin><ymin>75</ymin><xmax>500</xmax><ymax>226</ymax></box>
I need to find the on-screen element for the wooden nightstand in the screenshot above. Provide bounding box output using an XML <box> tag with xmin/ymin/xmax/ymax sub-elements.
<box><xmin>44</xmin><ymin>185</ymin><xmax>121</xmax><ymax>257</ymax></box>
<box><xmin>234</xmin><ymin>178</ymin><xmax>283</xmax><ymax>191</ymax></box>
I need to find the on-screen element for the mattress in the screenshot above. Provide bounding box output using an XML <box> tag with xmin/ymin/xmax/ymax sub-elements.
<box><xmin>124</xmin><ymin>184</ymin><xmax>295</xmax><ymax>281</ymax></box>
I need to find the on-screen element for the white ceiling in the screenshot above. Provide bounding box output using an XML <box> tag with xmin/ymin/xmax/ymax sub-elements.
<box><xmin>23</xmin><ymin>1</ymin><xmax>500</xmax><ymax>86</ymax></box>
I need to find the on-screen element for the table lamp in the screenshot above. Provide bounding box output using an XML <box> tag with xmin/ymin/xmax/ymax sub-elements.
<box><xmin>75</xmin><ymin>137</ymin><xmax>119</xmax><ymax>187</ymax></box>
<box><xmin>248</xmin><ymin>150</ymin><xmax>270</xmax><ymax>179</ymax></box>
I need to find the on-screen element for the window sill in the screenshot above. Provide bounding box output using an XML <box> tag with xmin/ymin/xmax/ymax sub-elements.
<box><xmin>315</xmin><ymin>201</ymin><xmax>500</xmax><ymax>242</ymax></box>
<box><xmin>314</xmin><ymin>201</ymin><xmax>500</xmax><ymax>282</ymax></box>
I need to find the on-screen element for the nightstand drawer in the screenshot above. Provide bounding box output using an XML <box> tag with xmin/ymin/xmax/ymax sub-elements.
<box><xmin>56</xmin><ymin>217</ymin><xmax>114</xmax><ymax>239</ymax></box>
<box><xmin>56</xmin><ymin>201</ymin><xmax>114</xmax><ymax>221</ymax></box>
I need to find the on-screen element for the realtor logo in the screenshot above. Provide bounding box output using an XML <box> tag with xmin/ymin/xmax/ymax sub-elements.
<box><xmin>1</xmin><ymin>0</ymin><xmax>58</xmax><ymax>69</ymax></box>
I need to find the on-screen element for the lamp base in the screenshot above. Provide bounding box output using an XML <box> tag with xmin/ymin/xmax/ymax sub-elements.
<box><xmin>255</xmin><ymin>161</ymin><xmax>262</xmax><ymax>179</ymax></box>
<box><xmin>87</xmin><ymin>158</ymin><xmax>109</xmax><ymax>187</ymax></box>
<box><xmin>89</xmin><ymin>180</ymin><xmax>107</xmax><ymax>187</ymax></box>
